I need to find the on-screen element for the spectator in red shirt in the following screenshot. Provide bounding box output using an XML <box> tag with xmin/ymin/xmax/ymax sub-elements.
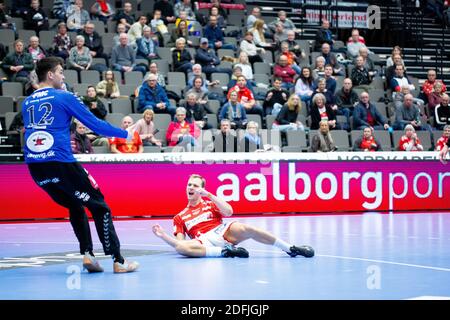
<box><xmin>422</xmin><ymin>69</ymin><xmax>446</xmax><ymax>103</ymax></box>
<box><xmin>435</xmin><ymin>125</ymin><xmax>450</xmax><ymax>151</ymax></box>
<box><xmin>151</xmin><ymin>174</ymin><xmax>315</xmax><ymax>258</ymax></box>
<box><xmin>273</xmin><ymin>55</ymin><xmax>296</xmax><ymax>91</ymax></box>
<box><xmin>109</xmin><ymin>116</ymin><xmax>144</xmax><ymax>153</ymax></box>
<box><xmin>227</xmin><ymin>75</ymin><xmax>264</xmax><ymax>118</ymax></box>
<box><xmin>397</xmin><ymin>124</ymin><xmax>424</xmax><ymax>151</ymax></box>
<box><xmin>166</xmin><ymin>107</ymin><xmax>200</xmax><ymax>149</ymax></box>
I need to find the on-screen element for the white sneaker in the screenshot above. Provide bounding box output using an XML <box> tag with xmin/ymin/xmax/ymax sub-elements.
<box><xmin>113</xmin><ymin>260</ymin><xmax>140</xmax><ymax>273</ymax></box>
<box><xmin>82</xmin><ymin>253</ymin><xmax>104</xmax><ymax>273</ymax></box>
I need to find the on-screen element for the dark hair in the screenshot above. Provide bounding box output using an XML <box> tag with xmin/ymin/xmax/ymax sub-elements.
<box><xmin>273</xmin><ymin>77</ymin><xmax>283</xmax><ymax>83</ymax></box>
<box><xmin>36</xmin><ymin>57</ymin><xmax>64</xmax><ymax>83</ymax></box>
<box><xmin>298</xmin><ymin>66</ymin><xmax>313</xmax><ymax>86</ymax></box>
<box><xmin>193</xmin><ymin>75</ymin><xmax>203</xmax><ymax>85</ymax></box>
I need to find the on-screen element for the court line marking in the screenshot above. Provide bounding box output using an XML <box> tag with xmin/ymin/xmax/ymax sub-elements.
<box><xmin>1</xmin><ymin>241</ymin><xmax>450</xmax><ymax>273</ymax></box>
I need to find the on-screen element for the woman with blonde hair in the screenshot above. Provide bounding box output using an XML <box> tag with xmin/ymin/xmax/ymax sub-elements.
<box><xmin>272</xmin><ymin>94</ymin><xmax>305</xmax><ymax>132</ymax></box>
<box><xmin>133</xmin><ymin>109</ymin><xmax>162</xmax><ymax>147</ymax></box>
<box><xmin>250</xmin><ymin>19</ymin><xmax>273</xmax><ymax>49</ymax></box>
<box><xmin>234</xmin><ymin>51</ymin><xmax>255</xmax><ymax>85</ymax></box>
<box><xmin>310</xmin><ymin>120</ymin><xmax>336</xmax><ymax>152</ymax></box>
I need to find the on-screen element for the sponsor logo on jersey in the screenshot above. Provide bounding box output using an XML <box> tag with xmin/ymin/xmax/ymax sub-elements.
<box><xmin>26</xmin><ymin>131</ymin><xmax>54</xmax><ymax>153</ymax></box>
<box><xmin>31</xmin><ymin>90</ymin><xmax>48</xmax><ymax>99</ymax></box>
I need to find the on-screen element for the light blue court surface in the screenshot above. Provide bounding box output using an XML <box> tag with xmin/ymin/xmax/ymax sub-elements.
<box><xmin>1</xmin><ymin>213</ymin><xmax>450</xmax><ymax>300</ymax></box>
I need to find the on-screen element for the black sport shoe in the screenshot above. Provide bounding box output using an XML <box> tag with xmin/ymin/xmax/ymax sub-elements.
<box><xmin>221</xmin><ymin>246</ymin><xmax>249</xmax><ymax>258</ymax></box>
<box><xmin>287</xmin><ymin>245</ymin><xmax>315</xmax><ymax>258</ymax></box>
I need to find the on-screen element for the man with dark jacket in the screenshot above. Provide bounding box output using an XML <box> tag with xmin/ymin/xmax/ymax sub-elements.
<box><xmin>335</xmin><ymin>78</ymin><xmax>359</xmax><ymax>119</ymax></box>
<box><xmin>78</xmin><ymin>22</ymin><xmax>108</xmax><ymax>61</ymax></box>
<box><xmin>314</xmin><ymin>20</ymin><xmax>334</xmax><ymax>51</ymax></box>
<box><xmin>195</xmin><ymin>38</ymin><xmax>232</xmax><ymax>77</ymax></box>
<box><xmin>213</xmin><ymin>119</ymin><xmax>238</xmax><ymax>152</ymax></box>
<box><xmin>263</xmin><ymin>77</ymin><xmax>289</xmax><ymax>115</ymax></box>
<box><xmin>24</xmin><ymin>0</ymin><xmax>49</xmax><ymax>35</ymax></box>
<box><xmin>153</xmin><ymin>0</ymin><xmax>176</xmax><ymax>24</ymax></box>
<box><xmin>1</xmin><ymin>39</ymin><xmax>34</xmax><ymax>85</ymax></box>
<box><xmin>138</xmin><ymin>73</ymin><xmax>176</xmax><ymax>116</ymax></box>
<box><xmin>353</xmin><ymin>91</ymin><xmax>391</xmax><ymax>131</ymax></box>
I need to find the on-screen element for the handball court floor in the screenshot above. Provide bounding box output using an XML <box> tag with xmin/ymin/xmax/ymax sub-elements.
<box><xmin>1</xmin><ymin>212</ymin><xmax>450</xmax><ymax>300</ymax></box>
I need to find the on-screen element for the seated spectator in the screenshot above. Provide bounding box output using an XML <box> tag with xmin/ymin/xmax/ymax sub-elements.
<box><xmin>276</xmin><ymin>41</ymin><xmax>302</xmax><ymax>75</ymax></box>
<box><xmin>138</xmin><ymin>73</ymin><xmax>176</xmax><ymax>116</ymax></box>
<box><xmin>1</xmin><ymin>39</ymin><xmax>34</xmax><ymax>85</ymax></box>
<box><xmin>335</xmin><ymin>78</ymin><xmax>359</xmax><ymax>120</ymax></box>
<box><xmin>0</xmin><ymin>1</ymin><xmax>14</xmax><ymax>33</ymax></box>
<box><xmin>52</xmin><ymin>22</ymin><xmax>73</xmax><ymax>60</ymax></box>
<box><xmin>169</xmin><ymin>19</ymin><xmax>192</xmax><ymax>47</ymax></box>
<box><xmin>314</xmin><ymin>20</ymin><xmax>335</xmax><ymax>51</ymax></box>
<box><xmin>351</xmin><ymin>56</ymin><xmax>372</xmax><ymax>89</ymax></box>
<box><xmin>263</xmin><ymin>77</ymin><xmax>289</xmax><ymax>116</ymax></box>
<box><xmin>96</xmin><ymin>70</ymin><xmax>121</xmax><ymax>99</ymax></box>
<box><xmin>227</xmin><ymin>66</ymin><xmax>254</xmax><ymax>92</ymax></box>
<box><xmin>272</xmin><ymin>94</ymin><xmax>305</xmax><ymax>132</ymax></box>
<box><xmin>428</xmin><ymin>81</ymin><xmax>447</xmax><ymax>115</ymax></box>
<box><xmin>209</xmin><ymin>5</ymin><xmax>226</xmax><ymax>30</ymax></box>
<box><xmin>285</xmin><ymin>30</ymin><xmax>305</xmax><ymax>59</ymax></box>
<box><xmin>79</xmin><ymin>22</ymin><xmax>108</xmax><ymax>61</ymax></box>
<box><xmin>295</xmin><ymin>66</ymin><xmax>315</xmax><ymax>106</ymax></box>
<box><xmin>204</xmin><ymin>15</ymin><xmax>235</xmax><ymax>50</ymax></box>
<box><xmin>68</xmin><ymin>35</ymin><xmax>108</xmax><ymax>73</ymax></box>
<box><xmin>132</xmin><ymin>109</ymin><xmax>162</xmax><ymax>147</ymax></box>
<box><xmin>272</xmin><ymin>22</ymin><xmax>288</xmax><ymax>48</ymax></box>
<box><xmin>320</xmin><ymin>43</ymin><xmax>343</xmax><ymax>76</ymax></box>
<box><xmin>434</xmin><ymin>94</ymin><xmax>450</xmax><ymax>130</ymax></box>
<box><xmin>310</xmin><ymin>93</ymin><xmax>338</xmax><ymax>130</ymax></box>
<box><xmin>273</xmin><ymin>55</ymin><xmax>296</xmax><ymax>91</ymax></box>
<box><xmin>136</xmin><ymin>26</ymin><xmax>160</xmax><ymax>62</ymax></box>
<box><xmin>112</xmin><ymin>33</ymin><xmax>147</xmax><ymax>75</ymax></box>
<box><xmin>113</xmin><ymin>1</ymin><xmax>135</xmax><ymax>31</ymax></box>
<box><xmin>153</xmin><ymin>0</ymin><xmax>176</xmax><ymax>25</ymax></box>
<box><xmin>181</xmin><ymin>93</ymin><xmax>212</xmax><ymax>130</ymax></box>
<box><xmin>82</xmin><ymin>86</ymin><xmax>108</xmax><ymax>120</ymax></box>
<box><xmin>386</xmin><ymin>54</ymin><xmax>406</xmax><ymax>84</ymax></box>
<box><xmin>195</xmin><ymin>38</ymin><xmax>232</xmax><ymax>77</ymax></box>
<box><xmin>149</xmin><ymin>62</ymin><xmax>166</xmax><ymax>88</ymax></box>
<box><xmin>113</xmin><ymin>23</ymin><xmax>133</xmax><ymax>47</ymax></box>
<box><xmin>390</xmin><ymin>64</ymin><xmax>415</xmax><ymax>94</ymax></box>
<box><xmin>346</xmin><ymin>29</ymin><xmax>368</xmax><ymax>59</ymax></box>
<box><xmin>310</xmin><ymin>120</ymin><xmax>336</xmax><ymax>152</ymax></box>
<box><xmin>397</xmin><ymin>124</ymin><xmax>424</xmax><ymax>151</ymax></box>
<box><xmin>90</xmin><ymin>0</ymin><xmax>115</xmax><ymax>23</ymax></box>
<box><xmin>435</xmin><ymin>125</ymin><xmax>450</xmax><ymax>151</ymax></box>
<box><xmin>150</xmin><ymin>9</ymin><xmax>168</xmax><ymax>37</ymax></box>
<box><xmin>358</xmin><ymin>47</ymin><xmax>377</xmax><ymax>77</ymax></box>
<box><xmin>109</xmin><ymin>116</ymin><xmax>144</xmax><ymax>153</ymax></box>
<box><xmin>175</xmin><ymin>11</ymin><xmax>197</xmax><ymax>34</ymax></box>
<box><xmin>234</xmin><ymin>52</ymin><xmax>255</xmax><ymax>85</ymax></box>
<box><xmin>11</xmin><ymin>0</ymin><xmax>30</xmax><ymax>18</ymax></box>
<box><xmin>166</xmin><ymin>107</ymin><xmax>200</xmax><ymax>149</ymax></box>
<box><xmin>312</xmin><ymin>56</ymin><xmax>326</xmax><ymax>80</ymax></box>
<box><xmin>185</xmin><ymin>76</ymin><xmax>211</xmax><ymax>111</ymax></box>
<box><xmin>246</xmin><ymin>6</ymin><xmax>268</xmax><ymax>33</ymax></box>
<box><xmin>318</xmin><ymin>64</ymin><xmax>337</xmax><ymax>94</ymax></box>
<box><xmin>219</xmin><ymin>89</ymin><xmax>248</xmax><ymax>129</ymax></box>
<box><xmin>24</xmin><ymin>0</ymin><xmax>49</xmax><ymax>35</ymax></box>
<box><xmin>66</xmin><ymin>0</ymin><xmax>90</xmax><ymax>32</ymax></box>
<box><xmin>249</xmin><ymin>19</ymin><xmax>275</xmax><ymax>50</ymax></box>
<box><xmin>172</xmin><ymin>38</ymin><xmax>194</xmax><ymax>74</ymax></box>
<box><xmin>240</xmin><ymin>32</ymin><xmax>265</xmax><ymax>65</ymax></box>
<box><xmin>128</xmin><ymin>15</ymin><xmax>148</xmax><ymax>46</ymax></box>
<box><xmin>174</xmin><ymin>0</ymin><xmax>196</xmax><ymax>20</ymax></box>
<box><xmin>28</xmin><ymin>36</ymin><xmax>47</xmax><ymax>64</ymax></box>
<box><xmin>393</xmin><ymin>84</ymin><xmax>425</xmax><ymax>110</ymax></box>
<box><xmin>242</xmin><ymin>121</ymin><xmax>263</xmax><ymax>152</ymax></box>
<box><xmin>71</xmin><ymin>120</ymin><xmax>94</xmax><ymax>154</ymax></box>
<box><xmin>353</xmin><ymin>92</ymin><xmax>390</xmax><ymax>131</ymax></box>
<box><xmin>386</xmin><ymin>46</ymin><xmax>405</xmax><ymax>68</ymax></box>
<box><xmin>52</xmin><ymin>0</ymin><xmax>74</xmax><ymax>21</ymax></box>
<box><xmin>227</xmin><ymin>75</ymin><xmax>264</xmax><ymax>118</ymax></box>
<box><xmin>311</xmin><ymin>78</ymin><xmax>336</xmax><ymax>111</ymax></box>
<box><xmin>352</xmin><ymin>127</ymin><xmax>382</xmax><ymax>152</ymax></box>
<box><xmin>187</xmin><ymin>64</ymin><xmax>207</xmax><ymax>89</ymax></box>
<box><xmin>269</xmin><ymin>10</ymin><xmax>299</xmax><ymax>34</ymax></box>
<box><xmin>213</xmin><ymin>119</ymin><xmax>238</xmax><ymax>152</ymax></box>
<box><xmin>422</xmin><ymin>69</ymin><xmax>446</xmax><ymax>103</ymax></box>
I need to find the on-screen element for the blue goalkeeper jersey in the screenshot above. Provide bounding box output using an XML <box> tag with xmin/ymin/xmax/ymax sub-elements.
<box><xmin>23</xmin><ymin>87</ymin><xmax>127</xmax><ymax>163</ymax></box>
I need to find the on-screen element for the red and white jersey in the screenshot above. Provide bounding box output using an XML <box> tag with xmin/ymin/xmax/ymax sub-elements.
<box><xmin>398</xmin><ymin>135</ymin><xmax>422</xmax><ymax>151</ymax></box>
<box><xmin>436</xmin><ymin>136</ymin><xmax>449</xmax><ymax>151</ymax></box>
<box><xmin>173</xmin><ymin>200</ymin><xmax>223</xmax><ymax>239</ymax></box>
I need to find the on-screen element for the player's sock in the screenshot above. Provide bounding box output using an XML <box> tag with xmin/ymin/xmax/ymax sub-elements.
<box><xmin>112</xmin><ymin>254</ymin><xmax>125</xmax><ymax>264</ymax></box>
<box><xmin>273</xmin><ymin>238</ymin><xmax>292</xmax><ymax>252</ymax></box>
<box><xmin>205</xmin><ymin>246</ymin><xmax>223</xmax><ymax>257</ymax></box>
